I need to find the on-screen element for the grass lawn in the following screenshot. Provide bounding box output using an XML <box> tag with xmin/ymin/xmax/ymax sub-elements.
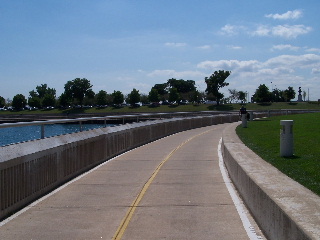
<box><xmin>1</xmin><ymin>101</ymin><xmax>320</xmax><ymax>115</ymax></box>
<box><xmin>236</xmin><ymin>113</ymin><xmax>320</xmax><ymax>196</ymax></box>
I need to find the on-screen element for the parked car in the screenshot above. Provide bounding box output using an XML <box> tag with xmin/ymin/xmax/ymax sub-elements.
<box><xmin>179</xmin><ymin>100</ymin><xmax>189</xmax><ymax>105</ymax></box>
<box><xmin>203</xmin><ymin>100</ymin><xmax>217</xmax><ymax>105</ymax></box>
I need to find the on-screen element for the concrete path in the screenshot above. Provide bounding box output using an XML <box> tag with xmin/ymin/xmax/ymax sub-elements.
<box><xmin>0</xmin><ymin>124</ymin><xmax>263</xmax><ymax>240</ymax></box>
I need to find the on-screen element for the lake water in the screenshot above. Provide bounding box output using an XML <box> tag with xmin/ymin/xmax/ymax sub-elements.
<box><xmin>0</xmin><ymin>123</ymin><xmax>115</xmax><ymax>147</ymax></box>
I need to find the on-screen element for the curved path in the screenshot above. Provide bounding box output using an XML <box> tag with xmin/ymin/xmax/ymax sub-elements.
<box><xmin>0</xmin><ymin>124</ymin><xmax>263</xmax><ymax>239</ymax></box>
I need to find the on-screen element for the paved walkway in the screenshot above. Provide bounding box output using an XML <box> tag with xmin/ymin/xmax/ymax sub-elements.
<box><xmin>0</xmin><ymin>124</ymin><xmax>262</xmax><ymax>240</ymax></box>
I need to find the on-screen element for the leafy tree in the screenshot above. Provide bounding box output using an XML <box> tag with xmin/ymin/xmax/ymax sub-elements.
<box><xmin>228</xmin><ymin>89</ymin><xmax>239</xmax><ymax>103</ymax></box>
<box><xmin>58</xmin><ymin>93</ymin><xmax>71</xmax><ymax>107</ymax></box>
<box><xmin>64</xmin><ymin>78</ymin><xmax>93</xmax><ymax>105</ymax></box>
<box><xmin>127</xmin><ymin>88</ymin><xmax>141</xmax><ymax>106</ymax></box>
<box><xmin>205</xmin><ymin>70</ymin><xmax>231</xmax><ymax>105</ymax></box>
<box><xmin>283</xmin><ymin>86</ymin><xmax>296</xmax><ymax>102</ymax></box>
<box><xmin>153</xmin><ymin>83</ymin><xmax>168</xmax><ymax>96</ymax></box>
<box><xmin>12</xmin><ymin>94</ymin><xmax>27</xmax><ymax>110</ymax></box>
<box><xmin>35</xmin><ymin>84</ymin><xmax>56</xmax><ymax>99</ymax></box>
<box><xmin>96</xmin><ymin>90</ymin><xmax>108</xmax><ymax>106</ymax></box>
<box><xmin>253</xmin><ymin>84</ymin><xmax>271</xmax><ymax>102</ymax></box>
<box><xmin>271</xmin><ymin>88</ymin><xmax>284</xmax><ymax>102</ymax></box>
<box><xmin>29</xmin><ymin>84</ymin><xmax>56</xmax><ymax>108</ymax></box>
<box><xmin>28</xmin><ymin>96</ymin><xmax>41</xmax><ymax>108</ymax></box>
<box><xmin>42</xmin><ymin>93</ymin><xmax>56</xmax><ymax>107</ymax></box>
<box><xmin>168</xmin><ymin>87</ymin><xmax>180</xmax><ymax>103</ymax></box>
<box><xmin>148</xmin><ymin>88</ymin><xmax>160</xmax><ymax>103</ymax></box>
<box><xmin>0</xmin><ymin>96</ymin><xmax>5</xmax><ymax>107</ymax></box>
<box><xmin>190</xmin><ymin>90</ymin><xmax>201</xmax><ymax>104</ymax></box>
<box><xmin>167</xmin><ymin>78</ymin><xmax>196</xmax><ymax>93</ymax></box>
<box><xmin>29</xmin><ymin>90</ymin><xmax>38</xmax><ymax>98</ymax></box>
<box><xmin>112</xmin><ymin>90</ymin><xmax>124</xmax><ymax>106</ymax></box>
<box><xmin>238</xmin><ymin>91</ymin><xmax>246</xmax><ymax>103</ymax></box>
<box><xmin>140</xmin><ymin>93</ymin><xmax>149</xmax><ymax>104</ymax></box>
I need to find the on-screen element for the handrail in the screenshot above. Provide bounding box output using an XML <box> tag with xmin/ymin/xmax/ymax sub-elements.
<box><xmin>0</xmin><ymin>112</ymin><xmax>220</xmax><ymax>140</ymax></box>
<box><xmin>1</xmin><ymin>109</ymin><xmax>317</xmax><ymax>140</ymax></box>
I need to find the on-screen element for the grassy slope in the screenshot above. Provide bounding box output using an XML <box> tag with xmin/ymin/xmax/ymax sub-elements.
<box><xmin>236</xmin><ymin>113</ymin><xmax>320</xmax><ymax>195</ymax></box>
<box><xmin>1</xmin><ymin>102</ymin><xmax>320</xmax><ymax>115</ymax></box>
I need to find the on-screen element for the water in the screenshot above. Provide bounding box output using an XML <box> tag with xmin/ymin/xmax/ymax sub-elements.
<box><xmin>0</xmin><ymin>123</ymin><xmax>115</xmax><ymax>147</ymax></box>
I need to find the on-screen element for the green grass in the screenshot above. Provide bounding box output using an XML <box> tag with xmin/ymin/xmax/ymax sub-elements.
<box><xmin>1</xmin><ymin>101</ymin><xmax>320</xmax><ymax>115</ymax></box>
<box><xmin>236</xmin><ymin>113</ymin><xmax>320</xmax><ymax>195</ymax></box>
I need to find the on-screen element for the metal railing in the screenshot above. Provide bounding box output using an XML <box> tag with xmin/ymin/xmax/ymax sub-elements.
<box><xmin>1</xmin><ymin>109</ymin><xmax>317</xmax><ymax>141</ymax></box>
<box><xmin>0</xmin><ymin>111</ymin><xmax>225</xmax><ymax>140</ymax></box>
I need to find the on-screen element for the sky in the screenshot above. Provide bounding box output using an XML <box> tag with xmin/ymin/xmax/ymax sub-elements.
<box><xmin>1</xmin><ymin>0</ymin><xmax>320</xmax><ymax>101</ymax></box>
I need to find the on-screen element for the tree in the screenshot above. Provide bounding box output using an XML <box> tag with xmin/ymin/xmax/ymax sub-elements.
<box><xmin>58</xmin><ymin>93</ymin><xmax>71</xmax><ymax>108</ymax></box>
<box><xmin>96</xmin><ymin>90</ymin><xmax>108</xmax><ymax>106</ymax></box>
<box><xmin>0</xmin><ymin>96</ymin><xmax>5</xmax><ymax>107</ymax></box>
<box><xmin>168</xmin><ymin>87</ymin><xmax>180</xmax><ymax>103</ymax></box>
<box><xmin>148</xmin><ymin>88</ymin><xmax>160</xmax><ymax>103</ymax></box>
<box><xmin>64</xmin><ymin>78</ymin><xmax>93</xmax><ymax>105</ymax></box>
<box><xmin>12</xmin><ymin>94</ymin><xmax>27</xmax><ymax>110</ymax></box>
<box><xmin>167</xmin><ymin>78</ymin><xmax>196</xmax><ymax>93</ymax></box>
<box><xmin>42</xmin><ymin>93</ymin><xmax>56</xmax><ymax>107</ymax></box>
<box><xmin>205</xmin><ymin>70</ymin><xmax>231</xmax><ymax>105</ymax></box>
<box><xmin>35</xmin><ymin>84</ymin><xmax>56</xmax><ymax>99</ymax></box>
<box><xmin>140</xmin><ymin>93</ymin><xmax>149</xmax><ymax>104</ymax></box>
<box><xmin>190</xmin><ymin>90</ymin><xmax>202</xmax><ymax>104</ymax></box>
<box><xmin>28</xmin><ymin>96</ymin><xmax>41</xmax><ymax>108</ymax></box>
<box><xmin>228</xmin><ymin>89</ymin><xmax>239</xmax><ymax>103</ymax></box>
<box><xmin>112</xmin><ymin>91</ymin><xmax>124</xmax><ymax>106</ymax></box>
<box><xmin>238</xmin><ymin>91</ymin><xmax>246</xmax><ymax>103</ymax></box>
<box><xmin>127</xmin><ymin>88</ymin><xmax>141</xmax><ymax>107</ymax></box>
<box><xmin>283</xmin><ymin>86</ymin><xmax>296</xmax><ymax>102</ymax></box>
<box><xmin>29</xmin><ymin>84</ymin><xmax>56</xmax><ymax>108</ymax></box>
<box><xmin>152</xmin><ymin>83</ymin><xmax>168</xmax><ymax>96</ymax></box>
<box><xmin>253</xmin><ymin>84</ymin><xmax>271</xmax><ymax>103</ymax></box>
<box><xmin>271</xmin><ymin>88</ymin><xmax>284</xmax><ymax>102</ymax></box>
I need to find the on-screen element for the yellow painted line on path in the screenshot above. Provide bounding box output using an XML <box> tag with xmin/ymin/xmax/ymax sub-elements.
<box><xmin>112</xmin><ymin>128</ymin><xmax>215</xmax><ymax>240</ymax></box>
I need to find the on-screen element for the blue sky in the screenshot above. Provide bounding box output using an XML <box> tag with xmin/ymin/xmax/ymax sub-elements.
<box><xmin>1</xmin><ymin>0</ymin><xmax>320</xmax><ymax>101</ymax></box>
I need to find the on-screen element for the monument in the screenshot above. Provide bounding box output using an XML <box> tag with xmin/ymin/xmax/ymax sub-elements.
<box><xmin>297</xmin><ymin>87</ymin><xmax>303</xmax><ymax>102</ymax></box>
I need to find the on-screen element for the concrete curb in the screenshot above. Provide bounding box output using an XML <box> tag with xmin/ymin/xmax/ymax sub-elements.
<box><xmin>222</xmin><ymin>122</ymin><xmax>320</xmax><ymax>240</ymax></box>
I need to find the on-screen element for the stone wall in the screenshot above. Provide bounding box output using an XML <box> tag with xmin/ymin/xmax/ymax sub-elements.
<box><xmin>222</xmin><ymin>122</ymin><xmax>320</xmax><ymax>240</ymax></box>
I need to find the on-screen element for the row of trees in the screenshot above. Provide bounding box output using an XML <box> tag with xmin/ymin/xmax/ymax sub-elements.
<box><xmin>0</xmin><ymin>71</ymin><xmax>300</xmax><ymax>110</ymax></box>
<box><xmin>1</xmin><ymin>71</ymin><xmax>231</xmax><ymax>110</ymax></box>
<box><xmin>252</xmin><ymin>84</ymin><xmax>296</xmax><ymax>103</ymax></box>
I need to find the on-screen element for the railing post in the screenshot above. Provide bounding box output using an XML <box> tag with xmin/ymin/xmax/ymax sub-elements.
<box><xmin>41</xmin><ymin>125</ymin><xmax>45</xmax><ymax>139</ymax></box>
<box><xmin>79</xmin><ymin>121</ymin><xmax>83</xmax><ymax>132</ymax></box>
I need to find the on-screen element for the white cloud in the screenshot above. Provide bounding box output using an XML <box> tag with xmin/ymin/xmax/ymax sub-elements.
<box><xmin>306</xmin><ymin>48</ymin><xmax>320</xmax><ymax>53</ymax></box>
<box><xmin>272</xmin><ymin>24</ymin><xmax>311</xmax><ymax>39</ymax></box>
<box><xmin>253</xmin><ymin>24</ymin><xmax>312</xmax><ymax>39</ymax></box>
<box><xmin>271</xmin><ymin>44</ymin><xmax>300</xmax><ymax>51</ymax></box>
<box><xmin>165</xmin><ymin>42</ymin><xmax>187</xmax><ymax>47</ymax></box>
<box><xmin>265</xmin><ymin>10</ymin><xmax>303</xmax><ymax>20</ymax></box>
<box><xmin>253</xmin><ymin>25</ymin><xmax>270</xmax><ymax>36</ymax></box>
<box><xmin>197</xmin><ymin>54</ymin><xmax>320</xmax><ymax>82</ymax></box>
<box><xmin>197</xmin><ymin>59</ymin><xmax>260</xmax><ymax>72</ymax></box>
<box><xmin>312</xmin><ymin>68</ymin><xmax>320</xmax><ymax>74</ymax></box>
<box><xmin>197</xmin><ymin>45</ymin><xmax>211</xmax><ymax>50</ymax></box>
<box><xmin>219</xmin><ymin>24</ymin><xmax>246</xmax><ymax>36</ymax></box>
<box><xmin>264</xmin><ymin>54</ymin><xmax>320</xmax><ymax>69</ymax></box>
<box><xmin>228</xmin><ymin>45</ymin><xmax>242</xmax><ymax>50</ymax></box>
<box><xmin>195</xmin><ymin>54</ymin><xmax>320</xmax><ymax>98</ymax></box>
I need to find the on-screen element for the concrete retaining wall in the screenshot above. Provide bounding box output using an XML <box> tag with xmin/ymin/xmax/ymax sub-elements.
<box><xmin>222</xmin><ymin>122</ymin><xmax>320</xmax><ymax>240</ymax></box>
<box><xmin>0</xmin><ymin>114</ymin><xmax>239</xmax><ymax>220</ymax></box>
